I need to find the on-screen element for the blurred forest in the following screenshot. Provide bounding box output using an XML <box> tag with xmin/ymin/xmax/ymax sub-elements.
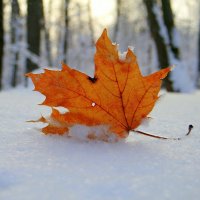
<box><xmin>0</xmin><ymin>0</ymin><xmax>199</xmax><ymax>92</ymax></box>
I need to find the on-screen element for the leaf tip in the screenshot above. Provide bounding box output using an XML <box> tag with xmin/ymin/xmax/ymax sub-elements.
<box><xmin>25</xmin><ymin>72</ymin><xmax>32</xmax><ymax>78</ymax></box>
<box><xmin>61</xmin><ymin>62</ymin><xmax>72</xmax><ymax>72</ymax></box>
<box><xmin>98</xmin><ymin>28</ymin><xmax>109</xmax><ymax>42</ymax></box>
<box><xmin>102</xmin><ymin>28</ymin><xmax>108</xmax><ymax>35</ymax></box>
<box><xmin>127</xmin><ymin>46</ymin><xmax>135</xmax><ymax>53</ymax></box>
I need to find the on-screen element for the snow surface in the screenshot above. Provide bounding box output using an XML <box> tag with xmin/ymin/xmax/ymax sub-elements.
<box><xmin>0</xmin><ymin>88</ymin><xmax>200</xmax><ymax>200</ymax></box>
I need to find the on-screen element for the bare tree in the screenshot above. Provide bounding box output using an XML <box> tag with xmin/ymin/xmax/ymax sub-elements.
<box><xmin>63</xmin><ymin>0</ymin><xmax>70</xmax><ymax>64</ymax></box>
<box><xmin>198</xmin><ymin>18</ymin><xmax>200</xmax><ymax>87</ymax></box>
<box><xmin>143</xmin><ymin>0</ymin><xmax>173</xmax><ymax>91</ymax></box>
<box><xmin>11</xmin><ymin>0</ymin><xmax>20</xmax><ymax>87</ymax></box>
<box><xmin>0</xmin><ymin>0</ymin><xmax>3</xmax><ymax>90</ymax></box>
<box><xmin>41</xmin><ymin>0</ymin><xmax>52</xmax><ymax>66</ymax></box>
<box><xmin>26</xmin><ymin>0</ymin><xmax>43</xmax><ymax>75</ymax></box>
<box><xmin>161</xmin><ymin>0</ymin><xmax>180</xmax><ymax>59</ymax></box>
<box><xmin>87</xmin><ymin>0</ymin><xmax>95</xmax><ymax>45</ymax></box>
<box><xmin>113</xmin><ymin>0</ymin><xmax>122</xmax><ymax>42</ymax></box>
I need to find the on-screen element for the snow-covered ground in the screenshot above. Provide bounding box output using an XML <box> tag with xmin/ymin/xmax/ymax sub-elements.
<box><xmin>0</xmin><ymin>88</ymin><xmax>200</xmax><ymax>200</ymax></box>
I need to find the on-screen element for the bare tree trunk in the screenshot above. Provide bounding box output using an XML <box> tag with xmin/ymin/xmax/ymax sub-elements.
<box><xmin>198</xmin><ymin>19</ymin><xmax>200</xmax><ymax>87</ymax></box>
<box><xmin>0</xmin><ymin>0</ymin><xmax>3</xmax><ymax>90</ymax></box>
<box><xmin>63</xmin><ymin>0</ymin><xmax>70</xmax><ymax>64</ymax></box>
<box><xmin>113</xmin><ymin>0</ymin><xmax>122</xmax><ymax>41</ymax></box>
<box><xmin>26</xmin><ymin>0</ymin><xmax>43</xmax><ymax>76</ymax></box>
<box><xmin>87</xmin><ymin>0</ymin><xmax>95</xmax><ymax>45</ymax></box>
<box><xmin>41</xmin><ymin>0</ymin><xmax>52</xmax><ymax>66</ymax></box>
<box><xmin>11</xmin><ymin>0</ymin><xmax>20</xmax><ymax>87</ymax></box>
<box><xmin>143</xmin><ymin>0</ymin><xmax>173</xmax><ymax>91</ymax></box>
<box><xmin>161</xmin><ymin>0</ymin><xmax>180</xmax><ymax>59</ymax></box>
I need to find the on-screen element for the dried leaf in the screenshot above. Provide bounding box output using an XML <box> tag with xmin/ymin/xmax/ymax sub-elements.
<box><xmin>27</xmin><ymin>29</ymin><xmax>170</xmax><ymax>141</ymax></box>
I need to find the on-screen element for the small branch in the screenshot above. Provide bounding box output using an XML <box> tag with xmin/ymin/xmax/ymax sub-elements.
<box><xmin>133</xmin><ymin>124</ymin><xmax>194</xmax><ymax>140</ymax></box>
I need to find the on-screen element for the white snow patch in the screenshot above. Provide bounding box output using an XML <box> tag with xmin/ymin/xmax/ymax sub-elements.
<box><xmin>128</xmin><ymin>45</ymin><xmax>135</xmax><ymax>52</ymax></box>
<box><xmin>171</xmin><ymin>27</ymin><xmax>179</xmax><ymax>47</ymax></box>
<box><xmin>69</xmin><ymin>125</ymin><xmax>118</xmax><ymax>143</ymax></box>
<box><xmin>140</xmin><ymin>117</ymin><xmax>153</xmax><ymax>127</ymax></box>
<box><xmin>171</xmin><ymin>64</ymin><xmax>196</xmax><ymax>92</ymax></box>
<box><xmin>54</xmin><ymin>106</ymin><xmax>68</xmax><ymax>114</ymax></box>
<box><xmin>0</xmin><ymin>88</ymin><xmax>200</xmax><ymax>199</ymax></box>
<box><xmin>118</xmin><ymin>46</ymin><xmax>135</xmax><ymax>61</ymax></box>
<box><xmin>118</xmin><ymin>51</ymin><xmax>128</xmax><ymax>61</ymax></box>
<box><xmin>152</xmin><ymin>4</ymin><xmax>169</xmax><ymax>44</ymax></box>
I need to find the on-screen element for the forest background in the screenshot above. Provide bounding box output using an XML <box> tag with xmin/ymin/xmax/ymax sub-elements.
<box><xmin>0</xmin><ymin>0</ymin><xmax>199</xmax><ymax>92</ymax></box>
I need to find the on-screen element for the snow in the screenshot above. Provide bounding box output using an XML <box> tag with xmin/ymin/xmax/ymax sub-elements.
<box><xmin>0</xmin><ymin>88</ymin><xmax>200</xmax><ymax>200</ymax></box>
<box><xmin>170</xmin><ymin>63</ymin><xmax>196</xmax><ymax>92</ymax></box>
<box><xmin>152</xmin><ymin>4</ymin><xmax>169</xmax><ymax>44</ymax></box>
<box><xmin>118</xmin><ymin>51</ymin><xmax>128</xmax><ymax>61</ymax></box>
<box><xmin>118</xmin><ymin>46</ymin><xmax>135</xmax><ymax>61</ymax></box>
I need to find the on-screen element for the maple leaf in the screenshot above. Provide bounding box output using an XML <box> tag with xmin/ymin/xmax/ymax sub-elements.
<box><xmin>27</xmin><ymin>29</ymin><xmax>170</xmax><ymax>141</ymax></box>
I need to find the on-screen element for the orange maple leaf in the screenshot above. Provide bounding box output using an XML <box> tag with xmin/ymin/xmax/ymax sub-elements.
<box><xmin>27</xmin><ymin>29</ymin><xmax>170</xmax><ymax>141</ymax></box>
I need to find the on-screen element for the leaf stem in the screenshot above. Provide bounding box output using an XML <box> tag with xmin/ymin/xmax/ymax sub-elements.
<box><xmin>133</xmin><ymin>124</ymin><xmax>194</xmax><ymax>140</ymax></box>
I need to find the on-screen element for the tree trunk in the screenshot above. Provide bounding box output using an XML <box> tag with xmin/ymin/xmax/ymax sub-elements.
<box><xmin>11</xmin><ymin>0</ymin><xmax>20</xmax><ymax>87</ymax></box>
<box><xmin>63</xmin><ymin>0</ymin><xmax>70</xmax><ymax>64</ymax></box>
<box><xmin>143</xmin><ymin>0</ymin><xmax>173</xmax><ymax>91</ymax></box>
<box><xmin>161</xmin><ymin>0</ymin><xmax>180</xmax><ymax>59</ymax></box>
<box><xmin>198</xmin><ymin>19</ymin><xmax>200</xmax><ymax>87</ymax></box>
<box><xmin>26</xmin><ymin>0</ymin><xmax>43</xmax><ymax>75</ymax></box>
<box><xmin>0</xmin><ymin>0</ymin><xmax>3</xmax><ymax>90</ymax></box>
<box><xmin>41</xmin><ymin>0</ymin><xmax>52</xmax><ymax>66</ymax></box>
<box><xmin>113</xmin><ymin>0</ymin><xmax>122</xmax><ymax>42</ymax></box>
<box><xmin>87</xmin><ymin>0</ymin><xmax>95</xmax><ymax>45</ymax></box>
